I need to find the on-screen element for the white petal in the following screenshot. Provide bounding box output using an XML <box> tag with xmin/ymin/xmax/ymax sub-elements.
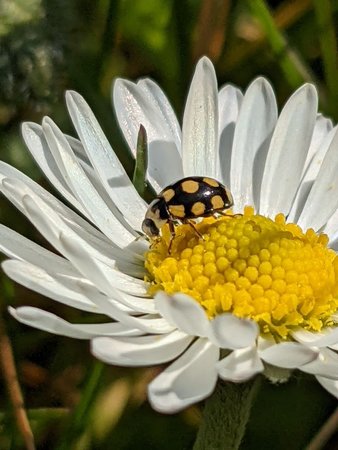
<box><xmin>2</xmin><ymin>259</ymin><xmax>96</xmax><ymax>312</ymax></box>
<box><xmin>218</xmin><ymin>84</ymin><xmax>243</xmax><ymax>185</ymax></box>
<box><xmin>155</xmin><ymin>292</ymin><xmax>209</xmax><ymax>337</ymax></box>
<box><xmin>1</xmin><ymin>179</ymin><xmax>143</xmax><ymax>292</ymax></box>
<box><xmin>9</xmin><ymin>306</ymin><xmax>141</xmax><ymax>339</ymax></box>
<box><xmin>230</xmin><ymin>78</ymin><xmax>277</xmax><ymax>211</ymax></box>
<box><xmin>113</xmin><ymin>78</ymin><xmax>181</xmax><ymax>155</ymax></box>
<box><xmin>297</xmin><ymin>127</ymin><xmax>338</xmax><ymax>231</ymax></box>
<box><xmin>3</xmin><ymin>254</ymin><xmax>134</xmax><ymax>315</ymax></box>
<box><xmin>67</xmin><ymin>135</ymin><xmax>141</xmax><ymax>239</ymax></box>
<box><xmin>0</xmin><ymin>225</ymin><xmax>75</xmax><ymax>276</ymax></box>
<box><xmin>146</xmin><ymin>140</ymin><xmax>184</xmax><ymax>192</ymax></box>
<box><xmin>91</xmin><ymin>330</ymin><xmax>192</xmax><ymax>367</ymax></box>
<box><xmin>65</xmin><ymin>134</ymin><xmax>93</xmax><ymax>168</ymax></box>
<box><xmin>260</xmin><ymin>84</ymin><xmax>318</xmax><ymax>217</ymax></box>
<box><xmin>58</xmin><ymin>233</ymin><xmax>147</xmax><ymax>297</ymax></box>
<box><xmin>79</xmin><ymin>278</ymin><xmax>155</xmax><ymax>315</ymax></box>
<box><xmin>113</xmin><ymin>79</ymin><xmax>183</xmax><ymax>191</ymax></box>
<box><xmin>259</xmin><ymin>342</ymin><xmax>318</xmax><ymax>368</ymax></box>
<box><xmin>66</xmin><ymin>91</ymin><xmax>147</xmax><ymax>228</ymax></box>
<box><xmin>303</xmin><ymin>115</ymin><xmax>333</xmax><ymax>174</ymax></box>
<box><xmin>316</xmin><ymin>376</ymin><xmax>338</xmax><ymax>398</ymax></box>
<box><xmin>217</xmin><ymin>346</ymin><xmax>264</xmax><ymax>382</ymax></box>
<box><xmin>292</xmin><ymin>328</ymin><xmax>326</xmax><ymax>344</ymax></box>
<box><xmin>78</xmin><ymin>279</ymin><xmax>174</xmax><ymax>334</ymax></box>
<box><xmin>2</xmin><ymin>177</ymin><xmax>144</xmax><ymax>286</ymax></box>
<box><xmin>293</xmin><ymin>327</ymin><xmax>338</xmax><ymax>348</ymax></box>
<box><xmin>257</xmin><ymin>335</ymin><xmax>275</xmax><ymax>352</ymax></box>
<box><xmin>137</xmin><ymin>78</ymin><xmax>181</xmax><ymax>151</ymax></box>
<box><xmin>208</xmin><ymin>314</ymin><xmax>259</xmax><ymax>349</ymax></box>
<box><xmin>182</xmin><ymin>56</ymin><xmax>218</xmax><ymax>178</ymax></box>
<box><xmin>330</xmin><ymin>236</ymin><xmax>338</xmax><ymax>252</ymax></box>
<box><xmin>42</xmin><ymin>117</ymin><xmax>137</xmax><ymax>244</ymax></box>
<box><xmin>0</xmin><ymin>162</ymin><xmax>114</xmax><ymax>246</ymax></box>
<box><xmin>58</xmin><ymin>206</ymin><xmax>144</xmax><ymax>268</ymax></box>
<box><xmin>288</xmin><ymin>125</ymin><xmax>337</xmax><ymax>223</ymax></box>
<box><xmin>21</xmin><ymin>122</ymin><xmax>87</xmax><ymax>215</ymax></box>
<box><xmin>104</xmin><ymin>291</ymin><xmax>156</xmax><ymax>314</ymax></box>
<box><xmin>79</xmin><ymin>275</ymin><xmax>155</xmax><ymax>314</ymax></box>
<box><xmin>324</xmin><ymin>203</ymin><xmax>338</xmax><ymax>240</ymax></box>
<box><xmin>301</xmin><ymin>349</ymin><xmax>338</xmax><ymax>379</ymax></box>
<box><xmin>148</xmin><ymin>338</ymin><xmax>219</xmax><ymax>413</ymax></box>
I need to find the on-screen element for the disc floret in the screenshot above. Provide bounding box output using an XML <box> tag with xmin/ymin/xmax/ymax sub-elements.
<box><xmin>145</xmin><ymin>207</ymin><xmax>338</xmax><ymax>339</ymax></box>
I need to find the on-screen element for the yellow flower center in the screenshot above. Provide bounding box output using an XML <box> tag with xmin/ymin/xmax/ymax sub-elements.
<box><xmin>144</xmin><ymin>207</ymin><xmax>338</xmax><ymax>339</ymax></box>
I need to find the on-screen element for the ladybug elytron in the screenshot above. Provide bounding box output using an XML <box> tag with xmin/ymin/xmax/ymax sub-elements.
<box><xmin>142</xmin><ymin>176</ymin><xmax>234</xmax><ymax>245</ymax></box>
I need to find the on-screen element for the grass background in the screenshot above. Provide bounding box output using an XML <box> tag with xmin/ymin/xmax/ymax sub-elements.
<box><xmin>0</xmin><ymin>1</ymin><xmax>338</xmax><ymax>449</ymax></box>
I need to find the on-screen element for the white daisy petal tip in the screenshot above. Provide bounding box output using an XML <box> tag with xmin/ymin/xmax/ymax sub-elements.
<box><xmin>21</xmin><ymin>121</ymin><xmax>39</xmax><ymax>140</ymax></box>
<box><xmin>249</xmin><ymin>76</ymin><xmax>273</xmax><ymax>91</ymax></box>
<box><xmin>8</xmin><ymin>306</ymin><xmax>47</xmax><ymax>330</ymax></box>
<box><xmin>182</xmin><ymin>54</ymin><xmax>218</xmax><ymax>177</ymax></box>
<box><xmin>287</xmin><ymin>82</ymin><xmax>318</xmax><ymax>114</ymax></box>
<box><xmin>259</xmin><ymin>342</ymin><xmax>318</xmax><ymax>369</ymax></box>
<box><xmin>65</xmin><ymin>90</ymin><xmax>90</xmax><ymax>119</ymax></box>
<box><xmin>216</xmin><ymin>347</ymin><xmax>264</xmax><ymax>382</ymax></box>
<box><xmin>154</xmin><ymin>291</ymin><xmax>209</xmax><ymax>337</ymax></box>
<box><xmin>8</xmin><ymin>305</ymin><xmax>16</xmax><ymax>318</ymax></box>
<box><xmin>317</xmin><ymin>376</ymin><xmax>338</xmax><ymax>399</ymax></box>
<box><xmin>209</xmin><ymin>314</ymin><xmax>259</xmax><ymax>349</ymax></box>
<box><xmin>299</xmin><ymin>348</ymin><xmax>338</xmax><ymax>380</ymax></box>
<box><xmin>298</xmin><ymin>82</ymin><xmax>318</xmax><ymax>100</ymax></box>
<box><xmin>91</xmin><ymin>331</ymin><xmax>193</xmax><ymax>368</ymax></box>
<box><xmin>196</xmin><ymin>55</ymin><xmax>216</xmax><ymax>72</ymax></box>
<box><xmin>242</xmin><ymin>76</ymin><xmax>276</xmax><ymax>109</ymax></box>
<box><xmin>147</xmin><ymin>339</ymin><xmax>219</xmax><ymax>413</ymax></box>
<box><xmin>65</xmin><ymin>89</ymin><xmax>81</xmax><ymax>104</ymax></box>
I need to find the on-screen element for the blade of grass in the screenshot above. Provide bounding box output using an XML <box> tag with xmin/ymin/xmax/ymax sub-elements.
<box><xmin>0</xmin><ymin>408</ymin><xmax>69</xmax><ymax>422</ymax></box>
<box><xmin>305</xmin><ymin>406</ymin><xmax>338</xmax><ymax>450</ymax></box>
<box><xmin>312</xmin><ymin>0</ymin><xmax>338</xmax><ymax>119</ymax></box>
<box><xmin>0</xmin><ymin>305</ymin><xmax>35</xmax><ymax>450</ymax></box>
<box><xmin>55</xmin><ymin>361</ymin><xmax>104</xmax><ymax>450</ymax></box>
<box><xmin>248</xmin><ymin>0</ymin><xmax>315</xmax><ymax>87</ymax></box>
<box><xmin>133</xmin><ymin>124</ymin><xmax>148</xmax><ymax>199</ymax></box>
<box><xmin>96</xmin><ymin>0</ymin><xmax>120</xmax><ymax>84</ymax></box>
<box><xmin>220</xmin><ymin>0</ymin><xmax>312</xmax><ymax>72</ymax></box>
<box><xmin>172</xmin><ymin>0</ymin><xmax>191</xmax><ymax>99</ymax></box>
<box><xmin>193</xmin><ymin>0</ymin><xmax>231</xmax><ymax>63</ymax></box>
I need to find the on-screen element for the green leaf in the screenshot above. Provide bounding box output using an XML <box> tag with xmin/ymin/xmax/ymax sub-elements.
<box><xmin>133</xmin><ymin>124</ymin><xmax>148</xmax><ymax>199</ymax></box>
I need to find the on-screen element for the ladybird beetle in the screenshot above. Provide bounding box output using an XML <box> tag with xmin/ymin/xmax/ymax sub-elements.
<box><xmin>142</xmin><ymin>176</ymin><xmax>234</xmax><ymax>249</ymax></box>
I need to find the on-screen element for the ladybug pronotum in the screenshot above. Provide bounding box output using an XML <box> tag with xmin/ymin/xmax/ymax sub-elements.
<box><xmin>142</xmin><ymin>176</ymin><xmax>234</xmax><ymax>249</ymax></box>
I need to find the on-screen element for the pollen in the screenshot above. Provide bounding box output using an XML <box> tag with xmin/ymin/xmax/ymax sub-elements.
<box><xmin>144</xmin><ymin>207</ymin><xmax>338</xmax><ymax>339</ymax></box>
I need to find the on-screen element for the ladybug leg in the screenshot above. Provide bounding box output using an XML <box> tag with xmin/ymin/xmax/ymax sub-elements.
<box><xmin>149</xmin><ymin>236</ymin><xmax>162</xmax><ymax>249</ymax></box>
<box><xmin>182</xmin><ymin>219</ymin><xmax>204</xmax><ymax>240</ymax></box>
<box><xmin>168</xmin><ymin>220</ymin><xmax>176</xmax><ymax>254</ymax></box>
<box><xmin>217</xmin><ymin>211</ymin><xmax>242</xmax><ymax>219</ymax></box>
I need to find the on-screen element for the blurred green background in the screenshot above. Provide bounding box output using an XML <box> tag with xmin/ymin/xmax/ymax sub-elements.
<box><xmin>0</xmin><ymin>0</ymin><xmax>338</xmax><ymax>449</ymax></box>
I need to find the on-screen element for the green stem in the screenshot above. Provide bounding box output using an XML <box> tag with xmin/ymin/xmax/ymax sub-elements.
<box><xmin>193</xmin><ymin>378</ymin><xmax>260</xmax><ymax>450</ymax></box>
<box><xmin>312</xmin><ymin>0</ymin><xmax>338</xmax><ymax>119</ymax></box>
<box><xmin>248</xmin><ymin>0</ymin><xmax>315</xmax><ymax>88</ymax></box>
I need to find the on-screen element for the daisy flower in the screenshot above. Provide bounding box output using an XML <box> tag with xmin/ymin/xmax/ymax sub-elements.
<box><xmin>2</xmin><ymin>57</ymin><xmax>338</xmax><ymax>414</ymax></box>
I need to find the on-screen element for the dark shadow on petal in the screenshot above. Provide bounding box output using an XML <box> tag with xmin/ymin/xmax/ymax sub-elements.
<box><xmin>252</xmin><ymin>134</ymin><xmax>273</xmax><ymax>212</ymax></box>
<box><xmin>219</xmin><ymin>122</ymin><xmax>235</xmax><ymax>188</ymax></box>
<box><xmin>148</xmin><ymin>140</ymin><xmax>183</xmax><ymax>189</ymax></box>
<box><xmin>289</xmin><ymin>180</ymin><xmax>314</xmax><ymax>223</ymax></box>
